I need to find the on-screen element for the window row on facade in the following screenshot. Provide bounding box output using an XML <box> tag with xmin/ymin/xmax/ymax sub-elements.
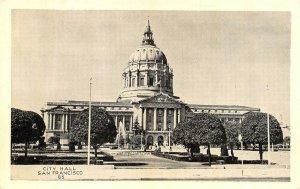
<box><xmin>193</xmin><ymin>109</ymin><xmax>240</xmax><ymax>114</ymax></box>
<box><xmin>123</xmin><ymin>73</ymin><xmax>173</xmax><ymax>89</ymax></box>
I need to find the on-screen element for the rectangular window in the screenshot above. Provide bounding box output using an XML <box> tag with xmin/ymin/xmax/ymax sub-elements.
<box><xmin>149</xmin><ymin>77</ymin><xmax>154</xmax><ymax>86</ymax></box>
<box><xmin>132</xmin><ymin>78</ymin><xmax>136</xmax><ymax>87</ymax></box>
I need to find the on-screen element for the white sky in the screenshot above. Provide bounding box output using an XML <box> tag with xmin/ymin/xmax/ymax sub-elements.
<box><xmin>11</xmin><ymin>10</ymin><xmax>290</xmax><ymax>125</ymax></box>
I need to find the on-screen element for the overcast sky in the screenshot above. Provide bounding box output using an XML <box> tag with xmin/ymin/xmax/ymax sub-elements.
<box><xmin>11</xmin><ymin>10</ymin><xmax>290</xmax><ymax>125</ymax></box>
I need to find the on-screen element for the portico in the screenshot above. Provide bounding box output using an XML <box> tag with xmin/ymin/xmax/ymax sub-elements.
<box><xmin>133</xmin><ymin>93</ymin><xmax>185</xmax><ymax>146</ymax></box>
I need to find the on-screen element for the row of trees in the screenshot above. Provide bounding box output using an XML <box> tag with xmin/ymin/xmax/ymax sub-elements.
<box><xmin>173</xmin><ymin>112</ymin><xmax>284</xmax><ymax>165</ymax></box>
<box><xmin>11</xmin><ymin>107</ymin><xmax>286</xmax><ymax>164</ymax></box>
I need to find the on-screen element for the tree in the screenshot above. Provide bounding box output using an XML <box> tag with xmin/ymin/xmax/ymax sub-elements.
<box><xmin>224</xmin><ymin>121</ymin><xmax>241</xmax><ymax>157</ymax></box>
<box><xmin>70</xmin><ymin>107</ymin><xmax>117</xmax><ymax>161</ymax></box>
<box><xmin>173</xmin><ymin>113</ymin><xmax>226</xmax><ymax>165</ymax></box>
<box><xmin>241</xmin><ymin>112</ymin><xmax>283</xmax><ymax>162</ymax></box>
<box><xmin>11</xmin><ymin>108</ymin><xmax>46</xmax><ymax>157</ymax></box>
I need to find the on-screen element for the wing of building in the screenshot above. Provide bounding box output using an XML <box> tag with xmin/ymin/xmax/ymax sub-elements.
<box><xmin>41</xmin><ymin>20</ymin><xmax>260</xmax><ymax>146</ymax></box>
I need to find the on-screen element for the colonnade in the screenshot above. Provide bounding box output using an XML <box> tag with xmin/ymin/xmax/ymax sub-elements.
<box><xmin>47</xmin><ymin>112</ymin><xmax>71</xmax><ymax>132</ymax></box>
<box><xmin>139</xmin><ymin>107</ymin><xmax>181</xmax><ymax>131</ymax></box>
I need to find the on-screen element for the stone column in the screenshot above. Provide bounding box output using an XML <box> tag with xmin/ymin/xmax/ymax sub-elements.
<box><xmin>173</xmin><ymin>108</ymin><xmax>177</xmax><ymax>129</ymax></box>
<box><xmin>163</xmin><ymin>108</ymin><xmax>167</xmax><ymax>131</ymax></box>
<box><xmin>130</xmin><ymin>115</ymin><xmax>133</xmax><ymax>132</ymax></box>
<box><xmin>52</xmin><ymin>114</ymin><xmax>56</xmax><ymax>130</ymax></box>
<box><xmin>49</xmin><ymin>113</ymin><xmax>52</xmax><ymax>130</ymax></box>
<box><xmin>138</xmin><ymin>108</ymin><xmax>143</xmax><ymax>127</ymax></box>
<box><xmin>122</xmin><ymin>115</ymin><xmax>125</xmax><ymax>131</ymax></box>
<box><xmin>178</xmin><ymin>108</ymin><xmax>181</xmax><ymax>123</ymax></box>
<box><xmin>153</xmin><ymin>108</ymin><xmax>157</xmax><ymax>131</ymax></box>
<box><xmin>65</xmin><ymin>114</ymin><xmax>68</xmax><ymax>132</ymax></box>
<box><xmin>143</xmin><ymin>108</ymin><xmax>147</xmax><ymax>130</ymax></box>
<box><xmin>115</xmin><ymin>115</ymin><xmax>118</xmax><ymax>129</ymax></box>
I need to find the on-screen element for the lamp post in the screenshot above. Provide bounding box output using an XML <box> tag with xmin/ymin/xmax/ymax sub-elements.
<box><xmin>140</xmin><ymin>129</ymin><xmax>143</xmax><ymax>151</ymax></box>
<box><xmin>267</xmin><ymin>113</ymin><xmax>271</xmax><ymax>165</ymax></box>
<box><xmin>118</xmin><ymin>124</ymin><xmax>120</xmax><ymax>149</ymax></box>
<box><xmin>168</xmin><ymin>124</ymin><xmax>171</xmax><ymax>150</ymax></box>
<box><xmin>266</xmin><ymin>84</ymin><xmax>271</xmax><ymax>165</ymax></box>
<box><xmin>87</xmin><ymin>78</ymin><xmax>92</xmax><ymax>165</ymax></box>
<box><xmin>238</xmin><ymin>134</ymin><xmax>243</xmax><ymax>175</ymax></box>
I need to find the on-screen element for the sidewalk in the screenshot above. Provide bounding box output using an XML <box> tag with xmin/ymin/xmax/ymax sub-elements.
<box><xmin>11</xmin><ymin>165</ymin><xmax>290</xmax><ymax>181</ymax></box>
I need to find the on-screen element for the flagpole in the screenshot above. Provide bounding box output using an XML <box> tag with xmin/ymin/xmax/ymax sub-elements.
<box><xmin>267</xmin><ymin>113</ymin><xmax>270</xmax><ymax>165</ymax></box>
<box><xmin>87</xmin><ymin>78</ymin><xmax>92</xmax><ymax>165</ymax></box>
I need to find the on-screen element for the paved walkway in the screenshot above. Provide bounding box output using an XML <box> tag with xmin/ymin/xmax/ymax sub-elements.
<box><xmin>111</xmin><ymin>153</ymin><xmax>207</xmax><ymax>168</ymax></box>
<box><xmin>11</xmin><ymin>165</ymin><xmax>290</xmax><ymax>181</ymax></box>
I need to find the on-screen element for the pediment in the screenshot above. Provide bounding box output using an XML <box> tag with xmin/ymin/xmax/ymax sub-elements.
<box><xmin>139</xmin><ymin>93</ymin><xmax>184</xmax><ymax>105</ymax></box>
<box><xmin>48</xmin><ymin>106</ymin><xmax>69</xmax><ymax>112</ymax></box>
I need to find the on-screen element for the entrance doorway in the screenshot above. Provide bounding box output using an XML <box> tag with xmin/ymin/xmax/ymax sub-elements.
<box><xmin>157</xmin><ymin>136</ymin><xmax>164</xmax><ymax>146</ymax></box>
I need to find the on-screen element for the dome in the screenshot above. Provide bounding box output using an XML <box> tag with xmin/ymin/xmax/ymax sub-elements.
<box><xmin>129</xmin><ymin>45</ymin><xmax>167</xmax><ymax>64</ymax></box>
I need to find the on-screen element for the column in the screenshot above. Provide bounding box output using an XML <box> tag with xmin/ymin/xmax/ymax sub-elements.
<box><xmin>61</xmin><ymin>114</ymin><xmax>65</xmax><ymax>131</ymax></box>
<box><xmin>130</xmin><ymin>115</ymin><xmax>133</xmax><ymax>132</ymax></box>
<box><xmin>163</xmin><ymin>108</ymin><xmax>167</xmax><ymax>131</ymax></box>
<box><xmin>153</xmin><ymin>108</ymin><xmax>157</xmax><ymax>131</ymax></box>
<box><xmin>138</xmin><ymin>108</ymin><xmax>143</xmax><ymax>126</ymax></box>
<box><xmin>65</xmin><ymin>114</ymin><xmax>68</xmax><ymax>132</ymax></box>
<box><xmin>143</xmin><ymin>108</ymin><xmax>147</xmax><ymax>130</ymax></box>
<box><xmin>115</xmin><ymin>115</ymin><xmax>118</xmax><ymax>129</ymax></box>
<box><xmin>173</xmin><ymin>108</ymin><xmax>177</xmax><ymax>129</ymax></box>
<box><xmin>122</xmin><ymin>115</ymin><xmax>125</xmax><ymax>131</ymax></box>
<box><xmin>52</xmin><ymin>114</ymin><xmax>56</xmax><ymax>130</ymax></box>
<box><xmin>49</xmin><ymin>113</ymin><xmax>52</xmax><ymax>130</ymax></box>
<box><xmin>178</xmin><ymin>108</ymin><xmax>181</xmax><ymax>123</ymax></box>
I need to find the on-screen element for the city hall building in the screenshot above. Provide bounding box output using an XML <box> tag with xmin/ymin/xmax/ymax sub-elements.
<box><xmin>41</xmin><ymin>21</ymin><xmax>260</xmax><ymax>146</ymax></box>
